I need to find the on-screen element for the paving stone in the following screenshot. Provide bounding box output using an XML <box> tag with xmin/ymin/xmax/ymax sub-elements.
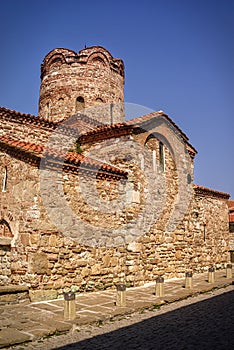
<box><xmin>49</xmin><ymin>299</ymin><xmax>64</xmax><ymax>307</ymax></box>
<box><xmin>27</xmin><ymin>328</ymin><xmax>54</xmax><ymax>339</ymax></box>
<box><xmin>0</xmin><ymin>328</ymin><xmax>31</xmax><ymax>348</ymax></box>
<box><xmin>0</xmin><ymin>270</ymin><xmax>232</xmax><ymax>349</ymax></box>
<box><xmin>127</xmin><ymin>300</ymin><xmax>153</xmax><ymax>309</ymax></box>
<box><xmin>77</xmin><ymin>296</ymin><xmax>114</xmax><ymax>306</ymax></box>
<box><xmin>30</xmin><ymin>302</ymin><xmax>63</xmax><ymax>312</ymax></box>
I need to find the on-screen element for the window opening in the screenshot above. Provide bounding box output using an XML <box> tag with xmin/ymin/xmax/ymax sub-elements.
<box><xmin>96</xmin><ymin>97</ymin><xmax>103</xmax><ymax>103</ymax></box>
<box><xmin>46</xmin><ymin>103</ymin><xmax>50</xmax><ymax>120</ymax></box>
<box><xmin>159</xmin><ymin>142</ymin><xmax>165</xmax><ymax>171</ymax></box>
<box><xmin>76</xmin><ymin>96</ymin><xmax>85</xmax><ymax>112</ymax></box>
<box><xmin>2</xmin><ymin>166</ymin><xmax>7</xmax><ymax>192</ymax></box>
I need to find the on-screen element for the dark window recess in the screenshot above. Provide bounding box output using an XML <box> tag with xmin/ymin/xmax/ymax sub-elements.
<box><xmin>76</xmin><ymin>96</ymin><xmax>85</xmax><ymax>112</ymax></box>
<box><xmin>159</xmin><ymin>142</ymin><xmax>165</xmax><ymax>171</ymax></box>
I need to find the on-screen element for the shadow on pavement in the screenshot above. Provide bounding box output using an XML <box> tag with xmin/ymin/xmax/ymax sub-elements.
<box><xmin>53</xmin><ymin>290</ymin><xmax>234</xmax><ymax>350</ymax></box>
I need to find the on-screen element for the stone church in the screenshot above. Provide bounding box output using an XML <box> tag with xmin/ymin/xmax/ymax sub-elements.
<box><xmin>0</xmin><ymin>46</ymin><xmax>230</xmax><ymax>301</ymax></box>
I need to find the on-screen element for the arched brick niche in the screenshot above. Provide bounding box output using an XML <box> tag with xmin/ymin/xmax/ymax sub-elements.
<box><xmin>0</xmin><ymin>219</ymin><xmax>13</xmax><ymax>286</ymax></box>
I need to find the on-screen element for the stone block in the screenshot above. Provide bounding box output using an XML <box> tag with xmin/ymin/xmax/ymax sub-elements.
<box><xmin>102</xmin><ymin>254</ymin><xmax>111</xmax><ymax>267</ymax></box>
<box><xmin>30</xmin><ymin>233</ymin><xmax>41</xmax><ymax>245</ymax></box>
<box><xmin>29</xmin><ymin>289</ymin><xmax>58</xmax><ymax>302</ymax></box>
<box><xmin>127</xmin><ymin>242</ymin><xmax>142</xmax><ymax>252</ymax></box>
<box><xmin>76</xmin><ymin>259</ymin><xmax>88</xmax><ymax>267</ymax></box>
<box><xmin>91</xmin><ymin>264</ymin><xmax>102</xmax><ymax>275</ymax></box>
<box><xmin>175</xmin><ymin>250</ymin><xmax>182</xmax><ymax>260</ymax></box>
<box><xmin>0</xmin><ymin>328</ymin><xmax>31</xmax><ymax>348</ymax></box>
<box><xmin>29</xmin><ymin>252</ymin><xmax>49</xmax><ymax>274</ymax></box>
<box><xmin>49</xmin><ymin>234</ymin><xmax>57</xmax><ymax>247</ymax></box>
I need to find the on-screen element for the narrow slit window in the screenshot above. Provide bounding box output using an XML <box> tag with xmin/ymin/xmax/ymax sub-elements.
<box><xmin>2</xmin><ymin>166</ymin><xmax>7</xmax><ymax>192</ymax></box>
<box><xmin>152</xmin><ymin>150</ymin><xmax>157</xmax><ymax>173</ymax></box>
<box><xmin>46</xmin><ymin>103</ymin><xmax>50</xmax><ymax>120</ymax></box>
<box><xmin>76</xmin><ymin>96</ymin><xmax>85</xmax><ymax>112</ymax></box>
<box><xmin>58</xmin><ymin>98</ymin><xmax>64</xmax><ymax>113</ymax></box>
<box><xmin>159</xmin><ymin>142</ymin><xmax>165</xmax><ymax>171</ymax></box>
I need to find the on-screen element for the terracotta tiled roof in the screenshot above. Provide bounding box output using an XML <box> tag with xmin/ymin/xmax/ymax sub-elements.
<box><xmin>228</xmin><ymin>200</ymin><xmax>234</xmax><ymax>210</ymax></box>
<box><xmin>79</xmin><ymin>122</ymin><xmax>134</xmax><ymax>144</ymax></box>
<box><xmin>229</xmin><ymin>212</ymin><xmax>234</xmax><ymax>223</ymax></box>
<box><xmin>60</xmin><ymin>113</ymin><xmax>103</xmax><ymax>134</ymax></box>
<box><xmin>0</xmin><ymin>107</ymin><xmax>102</xmax><ymax>137</ymax></box>
<box><xmin>0</xmin><ymin>136</ymin><xmax>127</xmax><ymax>179</ymax></box>
<box><xmin>0</xmin><ymin>106</ymin><xmax>58</xmax><ymax>130</ymax></box>
<box><xmin>127</xmin><ymin>111</ymin><xmax>197</xmax><ymax>155</ymax></box>
<box><xmin>193</xmin><ymin>184</ymin><xmax>230</xmax><ymax>199</ymax></box>
<box><xmin>126</xmin><ymin>111</ymin><xmax>189</xmax><ymax>141</ymax></box>
<box><xmin>79</xmin><ymin>111</ymin><xmax>197</xmax><ymax>156</ymax></box>
<box><xmin>1</xmin><ymin>107</ymin><xmax>197</xmax><ymax>155</ymax></box>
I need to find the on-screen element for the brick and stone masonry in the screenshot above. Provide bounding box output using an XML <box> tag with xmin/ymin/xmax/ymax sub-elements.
<box><xmin>39</xmin><ymin>46</ymin><xmax>125</xmax><ymax>124</ymax></box>
<box><xmin>0</xmin><ymin>45</ymin><xmax>231</xmax><ymax>301</ymax></box>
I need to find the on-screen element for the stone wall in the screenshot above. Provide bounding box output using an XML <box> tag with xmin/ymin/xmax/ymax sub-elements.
<box><xmin>0</xmin><ymin>131</ymin><xmax>230</xmax><ymax>300</ymax></box>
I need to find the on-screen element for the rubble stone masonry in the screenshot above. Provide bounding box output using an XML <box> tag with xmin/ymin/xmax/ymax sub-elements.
<box><xmin>0</xmin><ymin>132</ymin><xmax>230</xmax><ymax>299</ymax></box>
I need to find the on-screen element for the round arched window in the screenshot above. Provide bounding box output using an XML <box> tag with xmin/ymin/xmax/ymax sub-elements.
<box><xmin>76</xmin><ymin>96</ymin><xmax>85</xmax><ymax>112</ymax></box>
<box><xmin>95</xmin><ymin>97</ymin><xmax>104</xmax><ymax>104</ymax></box>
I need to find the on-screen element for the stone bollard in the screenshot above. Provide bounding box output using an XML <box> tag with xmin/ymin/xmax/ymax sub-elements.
<box><xmin>185</xmin><ymin>272</ymin><xmax>193</xmax><ymax>289</ymax></box>
<box><xmin>226</xmin><ymin>264</ymin><xmax>232</xmax><ymax>279</ymax></box>
<box><xmin>116</xmin><ymin>283</ymin><xmax>126</xmax><ymax>307</ymax></box>
<box><xmin>155</xmin><ymin>276</ymin><xmax>164</xmax><ymax>297</ymax></box>
<box><xmin>64</xmin><ymin>292</ymin><xmax>76</xmax><ymax>320</ymax></box>
<box><xmin>208</xmin><ymin>267</ymin><xmax>215</xmax><ymax>283</ymax></box>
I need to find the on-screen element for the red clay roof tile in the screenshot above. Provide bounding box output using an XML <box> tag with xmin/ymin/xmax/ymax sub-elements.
<box><xmin>193</xmin><ymin>184</ymin><xmax>230</xmax><ymax>199</ymax></box>
<box><xmin>0</xmin><ymin>135</ymin><xmax>127</xmax><ymax>178</ymax></box>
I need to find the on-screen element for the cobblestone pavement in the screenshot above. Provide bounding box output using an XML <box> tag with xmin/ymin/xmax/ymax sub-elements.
<box><xmin>1</xmin><ymin>270</ymin><xmax>233</xmax><ymax>349</ymax></box>
<box><xmin>9</xmin><ymin>285</ymin><xmax>234</xmax><ymax>350</ymax></box>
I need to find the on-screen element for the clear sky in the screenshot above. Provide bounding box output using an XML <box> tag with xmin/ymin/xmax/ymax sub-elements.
<box><xmin>0</xmin><ymin>0</ymin><xmax>233</xmax><ymax>198</ymax></box>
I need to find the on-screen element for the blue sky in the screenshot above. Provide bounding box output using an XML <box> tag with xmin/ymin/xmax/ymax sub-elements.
<box><xmin>0</xmin><ymin>0</ymin><xmax>233</xmax><ymax>197</ymax></box>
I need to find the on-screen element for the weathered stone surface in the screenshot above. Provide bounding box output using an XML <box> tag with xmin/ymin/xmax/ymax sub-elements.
<box><xmin>29</xmin><ymin>252</ymin><xmax>49</xmax><ymax>274</ymax></box>
<box><xmin>29</xmin><ymin>289</ymin><xmax>58</xmax><ymax>302</ymax></box>
<box><xmin>0</xmin><ymin>328</ymin><xmax>31</xmax><ymax>348</ymax></box>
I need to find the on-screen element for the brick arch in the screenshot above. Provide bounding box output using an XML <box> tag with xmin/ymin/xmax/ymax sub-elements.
<box><xmin>87</xmin><ymin>52</ymin><xmax>109</xmax><ymax>66</ymax></box>
<box><xmin>41</xmin><ymin>49</ymin><xmax>75</xmax><ymax>79</ymax></box>
<box><xmin>43</xmin><ymin>48</ymin><xmax>76</xmax><ymax>66</ymax></box>
<box><xmin>144</xmin><ymin>132</ymin><xmax>175</xmax><ymax>160</ymax></box>
<box><xmin>47</xmin><ymin>53</ymin><xmax>66</xmax><ymax>67</ymax></box>
<box><xmin>0</xmin><ymin>219</ymin><xmax>13</xmax><ymax>238</ymax></box>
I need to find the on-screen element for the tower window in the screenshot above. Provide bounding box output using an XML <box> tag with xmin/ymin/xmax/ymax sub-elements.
<box><xmin>2</xmin><ymin>166</ymin><xmax>7</xmax><ymax>192</ymax></box>
<box><xmin>58</xmin><ymin>98</ymin><xmax>64</xmax><ymax>113</ymax></box>
<box><xmin>96</xmin><ymin>97</ymin><xmax>103</xmax><ymax>104</ymax></box>
<box><xmin>159</xmin><ymin>142</ymin><xmax>165</xmax><ymax>171</ymax></box>
<box><xmin>76</xmin><ymin>96</ymin><xmax>85</xmax><ymax>112</ymax></box>
<box><xmin>46</xmin><ymin>103</ymin><xmax>50</xmax><ymax>120</ymax></box>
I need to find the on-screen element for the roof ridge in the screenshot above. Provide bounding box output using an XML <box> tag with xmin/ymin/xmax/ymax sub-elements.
<box><xmin>193</xmin><ymin>184</ymin><xmax>230</xmax><ymax>198</ymax></box>
<box><xmin>0</xmin><ymin>106</ymin><xmax>59</xmax><ymax>128</ymax></box>
<box><xmin>79</xmin><ymin>111</ymin><xmax>197</xmax><ymax>155</ymax></box>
